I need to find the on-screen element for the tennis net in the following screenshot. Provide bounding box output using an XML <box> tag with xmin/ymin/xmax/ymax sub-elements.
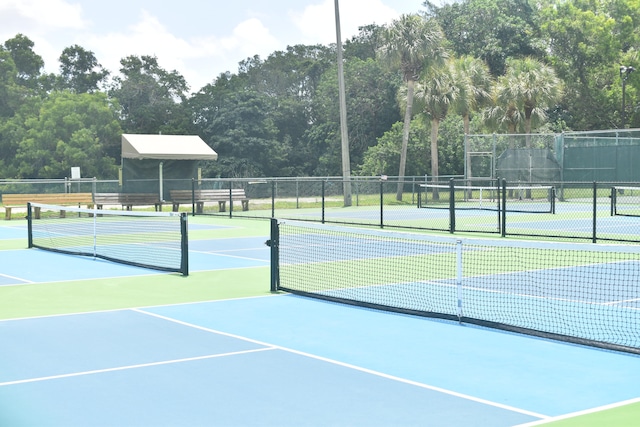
<box><xmin>419</xmin><ymin>183</ymin><xmax>555</xmax><ymax>213</ymax></box>
<box><xmin>269</xmin><ymin>219</ymin><xmax>640</xmax><ymax>354</ymax></box>
<box><xmin>27</xmin><ymin>202</ymin><xmax>188</xmax><ymax>275</ymax></box>
<box><xmin>611</xmin><ymin>186</ymin><xmax>640</xmax><ymax>217</ymax></box>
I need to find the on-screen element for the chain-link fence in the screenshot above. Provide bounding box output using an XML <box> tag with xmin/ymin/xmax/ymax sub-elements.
<box><xmin>3</xmin><ymin>177</ymin><xmax>640</xmax><ymax>244</ymax></box>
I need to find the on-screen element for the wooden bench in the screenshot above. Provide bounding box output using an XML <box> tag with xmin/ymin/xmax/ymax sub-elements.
<box><xmin>170</xmin><ymin>189</ymin><xmax>249</xmax><ymax>213</ymax></box>
<box><xmin>94</xmin><ymin>193</ymin><xmax>163</xmax><ymax>211</ymax></box>
<box><xmin>2</xmin><ymin>193</ymin><xmax>94</xmax><ymax>220</ymax></box>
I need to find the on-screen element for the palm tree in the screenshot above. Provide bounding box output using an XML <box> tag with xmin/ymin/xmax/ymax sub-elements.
<box><xmin>509</xmin><ymin>57</ymin><xmax>563</xmax><ymax>142</ymax></box>
<box><xmin>486</xmin><ymin>57</ymin><xmax>562</xmax><ymax>141</ymax></box>
<box><xmin>450</xmin><ymin>56</ymin><xmax>492</xmax><ymax>189</ymax></box>
<box><xmin>378</xmin><ymin>14</ymin><xmax>447</xmax><ymax>200</ymax></box>
<box><xmin>415</xmin><ymin>62</ymin><xmax>458</xmax><ymax>200</ymax></box>
<box><xmin>485</xmin><ymin>57</ymin><xmax>562</xmax><ymax>196</ymax></box>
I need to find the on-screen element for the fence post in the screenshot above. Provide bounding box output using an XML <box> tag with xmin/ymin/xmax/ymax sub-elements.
<box><xmin>501</xmin><ymin>179</ymin><xmax>507</xmax><ymax>237</ymax></box>
<box><xmin>592</xmin><ymin>181</ymin><xmax>597</xmax><ymax>243</ymax></box>
<box><xmin>380</xmin><ymin>180</ymin><xmax>384</xmax><ymax>228</ymax></box>
<box><xmin>449</xmin><ymin>178</ymin><xmax>455</xmax><ymax>233</ymax></box>
<box><xmin>191</xmin><ymin>178</ymin><xmax>196</xmax><ymax>216</ymax></box>
<box><xmin>321</xmin><ymin>180</ymin><xmax>325</xmax><ymax>224</ymax></box>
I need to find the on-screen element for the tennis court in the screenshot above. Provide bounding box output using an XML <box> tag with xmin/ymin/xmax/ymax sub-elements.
<box><xmin>1</xmin><ymin>215</ymin><xmax>640</xmax><ymax>426</ymax></box>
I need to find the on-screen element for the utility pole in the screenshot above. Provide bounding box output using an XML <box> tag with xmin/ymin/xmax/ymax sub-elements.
<box><xmin>335</xmin><ymin>0</ymin><xmax>352</xmax><ymax>206</ymax></box>
<box><xmin>620</xmin><ymin>65</ymin><xmax>635</xmax><ymax>129</ymax></box>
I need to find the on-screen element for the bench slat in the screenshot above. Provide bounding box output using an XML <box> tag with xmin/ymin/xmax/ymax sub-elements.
<box><xmin>2</xmin><ymin>193</ymin><xmax>94</xmax><ymax>220</ymax></box>
<box><xmin>170</xmin><ymin>189</ymin><xmax>249</xmax><ymax>212</ymax></box>
<box><xmin>94</xmin><ymin>193</ymin><xmax>162</xmax><ymax>211</ymax></box>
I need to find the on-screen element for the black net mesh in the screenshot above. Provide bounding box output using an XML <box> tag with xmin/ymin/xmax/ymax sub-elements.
<box><xmin>273</xmin><ymin>220</ymin><xmax>640</xmax><ymax>354</ymax></box>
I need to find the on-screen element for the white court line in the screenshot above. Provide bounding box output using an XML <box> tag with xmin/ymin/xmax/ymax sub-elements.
<box><xmin>191</xmin><ymin>250</ymin><xmax>269</xmax><ymax>263</ymax></box>
<box><xmin>0</xmin><ymin>273</ymin><xmax>33</xmax><ymax>284</ymax></box>
<box><xmin>133</xmin><ymin>308</ymin><xmax>549</xmax><ymax>420</ymax></box>
<box><xmin>0</xmin><ymin>294</ymin><xmax>280</xmax><ymax>323</ymax></box>
<box><xmin>513</xmin><ymin>396</ymin><xmax>640</xmax><ymax>426</ymax></box>
<box><xmin>209</xmin><ymin>247</ymin><xmax>269</xmax><ymax>254</ymax></box>
<box><xmin>0</xmin><ymin>347</ymin><xmax>275</xmax><ymax>387</ymax></box>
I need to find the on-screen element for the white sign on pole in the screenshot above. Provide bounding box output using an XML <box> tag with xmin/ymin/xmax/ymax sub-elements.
<box><xmin>71</xmin><ymin>167</ymin><xmax>81</xmax><ymax>179</ymax></box>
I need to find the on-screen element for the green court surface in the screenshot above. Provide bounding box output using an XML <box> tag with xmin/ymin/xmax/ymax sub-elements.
<box><xmin>537</xmin><ymin>401</ymin><xmax>640</xmax><ymax>426</ymax></box>
<box><xmin>0</xmin><ymin>216</ymin><xmax>270</xmax><ymax>319</ymax></box>
<box><xmin>1</xmin><ymin>215</ymin><xmax>639</xmax><ymax>426</ymax></box>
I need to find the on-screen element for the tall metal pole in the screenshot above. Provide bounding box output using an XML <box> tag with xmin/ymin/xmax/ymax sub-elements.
<box><xmin>622</xmin><ymin>68</ymin><xmax>627</xmax><ymax>129</ymax></box>
<box><xmin>335</xmin><ymin>0</ymin><xmax>352</xmax><ymax>206</ymax></box>
<box><xmin>620</xmin><ymin>65</ymin><xmax>635</xmax><ymax>129</ymax></box>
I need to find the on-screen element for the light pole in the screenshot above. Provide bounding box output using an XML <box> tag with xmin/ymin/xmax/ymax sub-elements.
<box><xmin>620</xmin><ymin>65</ymin><xmax>635</xmax><ymax>129</ymax></box>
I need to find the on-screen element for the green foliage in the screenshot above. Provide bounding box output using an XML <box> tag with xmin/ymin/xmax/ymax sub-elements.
<box><xmin>58</xmin><ymin>45</ymin><xmax>109</xmax><ymax>93</ymax></box>
<box><xmin>359</xmin><ymin>117</ymin><xmax>465</xmax><ymax>177</ymax></box>
<box><xmin>199</xmin><ymin>90</ymin><xmax>286</xmax><ymax>178</ymax></box>
<box><xmin>0</xmin><ymin>0</ymin><xmax>639</xmax><ymax>180</ymax></box>
<box><xmin>311</xmin><ymin>58</ymin><xmax>402</xmax><ymax>175</ymax></box>
<box><xmin>539</xmin><ymin>0</ymin><xmax>635</xmax><ymax>129</ymax></box>
<box><xmin>2</xmin><ymin>34</ymin><xmax>44</xmax><ymax>89</ymax></box>
<box><xmin>428</xmin><ymin>0</ymin><xmax>544</xmax><ymax>76</ymax></box>
<box><xmin>109</xmin><ymin>55</ymin><xmax>192</xmax><ymax>134</ymax></box>
<box><xmin>12</xmin><ymin>91</ymin><xmax>121</xmax><ymax>179</ymax></box>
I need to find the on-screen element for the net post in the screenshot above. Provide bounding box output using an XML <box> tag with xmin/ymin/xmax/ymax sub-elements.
<box><xmin>448</xmin><ymin>178</ymin><xmax>455</xmax><ymax>233</ymax></box>
<box><xmin>27</xmin><ymin>203</ymin><xmax>33</xmax><ymax>248</ymax></box>
<box><xmin>611</xmin><ymin>186</ymin><xmax>615</xmax><ymax>216</ymax></box>
<box><xmin>456</xmin><ymin>239</ymin><xmax>463</xmax><ymax>324</ymax></box>
<box><xmin>494</xmin><ymin>178</ymin><xmax>501</xmax><ymax>232</ymax></box>
<box><xmin>551</xmin><ymin>186</ymin><xmax>556</xmax><ymax>214</ymax></box>
<box><xmin>501</xmin><ymin>179</ymin><xmax>507</xmax><ymax>237</ymax></box>
<box><xmin>592</xmin><ymin>181</ymin><xmax>597</xmax><ymax>243</ymax></box>
<box><xmin>269</xmin><ymin>218</ymin><xmax>280</xmax><ymax>292</ymax></box>
<box><xmin>180</xmin><ymin>212</ymin><xmax>189</xmax><ymax>276</ymax></box>
<box><xmin>271</xmin><ymin>180</ymin><xmax>276</xmax><ymax>218</ymax></box>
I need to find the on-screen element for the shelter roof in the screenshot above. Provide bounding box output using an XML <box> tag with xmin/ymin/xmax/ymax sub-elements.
<box><xmin>121</xmin><ymin>134</ymin><xmax>218</xmax><ymax>160</ymax></box>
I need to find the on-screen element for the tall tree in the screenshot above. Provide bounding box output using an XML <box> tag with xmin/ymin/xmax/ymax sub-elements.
<box><xmin>378</xmin><ymin>14</ymin><xmax>447</xmax><ymax>200</ymax></box>
<box><xmin>426</xmin><ymin>0</ymin><xmax>544</xmax><ymax>76</ymax></box>
<box><xmin>2</xmin><ymin>34</ymin><xmax>44</xmax><ymax>89</ymax></box>
<box><xmin>13</xmin><ymin>91</ymin><xmax>121</xmax><ymax>179</ymax></box>
<box><xmin>540</xmin><ymin>0</ymin><xmax>623</xmax><ymax>129</ymax></box>
<box><xmin>58</xmin><ymin>45</ymin><xmax>109</xmax><ymax>93</ymax></box>
<box><xmin>109</xmin><ymin>55</ymin><xmax>191</xmax><ymax>134</ymax></box>
<box><xmin>414</xmin><ymin>61</ymin><xmax>458</xmax><ymax>198</ymax></box>
<box><xmin>509</xmin><ymin>57</ymin><xmax>563</xmax><ymax>138</ymax></box>
<box><xmin>201</xmin><ymin>90</ymin><xmax>285</xmax><ymax>178</ymax></box>
<box><xmin>312</xmin><ymin>57</ymin><xmax>401</xmax><ymax>175</ymax></box>
<box><xmin>450</xmin><ymin>56</ymin><xmax>493</xmax><ymax>185</ymax></box>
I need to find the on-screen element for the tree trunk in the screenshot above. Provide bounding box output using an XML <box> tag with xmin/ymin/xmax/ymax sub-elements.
<box><xmin>396</xmin><ymin>78</ymin><xmax>415</xmax><ymax>201</ymax></box>
<box><xmin>430</xmin><ymin>117</ymin><xmax>440</xmax><ymax>201</ymax></box>
<box><xmin>464</xmin><ymin>115</ymin><xmax>472</xmax><ymax>199</ymax></box>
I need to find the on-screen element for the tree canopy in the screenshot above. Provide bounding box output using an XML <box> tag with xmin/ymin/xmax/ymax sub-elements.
<box><xmin>0</xmin><ymin>0</ymin><xmax>638</xmax><ymax>180</ymax></box>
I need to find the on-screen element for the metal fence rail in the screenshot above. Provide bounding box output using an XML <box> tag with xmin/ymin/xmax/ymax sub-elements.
<box><xmin>2</xmin><ymin>177</ymin><xmax>640</xmax><ymax>244</ymax></box>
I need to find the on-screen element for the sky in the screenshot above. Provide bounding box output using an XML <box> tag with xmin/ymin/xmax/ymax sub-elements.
<box><xmin>0</xmin><ymin>0</ymin><xmax>427</xmax><ymax>92</ymax></box>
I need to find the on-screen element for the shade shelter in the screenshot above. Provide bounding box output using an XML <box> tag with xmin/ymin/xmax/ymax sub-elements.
<box><xmin>121</xmin><ymin>134</ymin><xmax>218</xmax><ymax>200</ymax></box>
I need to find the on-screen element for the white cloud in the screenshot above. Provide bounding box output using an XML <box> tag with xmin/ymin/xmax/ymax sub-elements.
<box><xmin>83</xmin><ymin>11</ymin><xmax>280</xmax><ymax>91</ymax></box>
<box><xmin>291</xmin><ymin>0</ymin><xmax>399</xmax><ymax>45</ymax></box>
<box><xmin>0</xmin><ymin>0</ymin><xmax>88</xmax><ymax>77</ymax></box>
<box><xmin>0</xmin><ymin>0</ymin><xmax>410</xmax><ymax>92</ymax></box>
<box><xmin>0</xmin><ymin>0</ymin><xmax>86</xmax><ymax>33</ymax></box>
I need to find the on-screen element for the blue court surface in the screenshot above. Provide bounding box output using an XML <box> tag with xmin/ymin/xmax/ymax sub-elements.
<box><xmin>1</xmin><ymin>295</ymin><xmax>640</xmax><ymax>426</ymax></box>
<box><xmin>2</xmin><ymin>222</ymin><xmax>640</xmax><ymax>426</ymax></box>
<box><xmin>0</xmin><ymin>234</ymin><xmax>269</xmax><ymax>285</ymax></box>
